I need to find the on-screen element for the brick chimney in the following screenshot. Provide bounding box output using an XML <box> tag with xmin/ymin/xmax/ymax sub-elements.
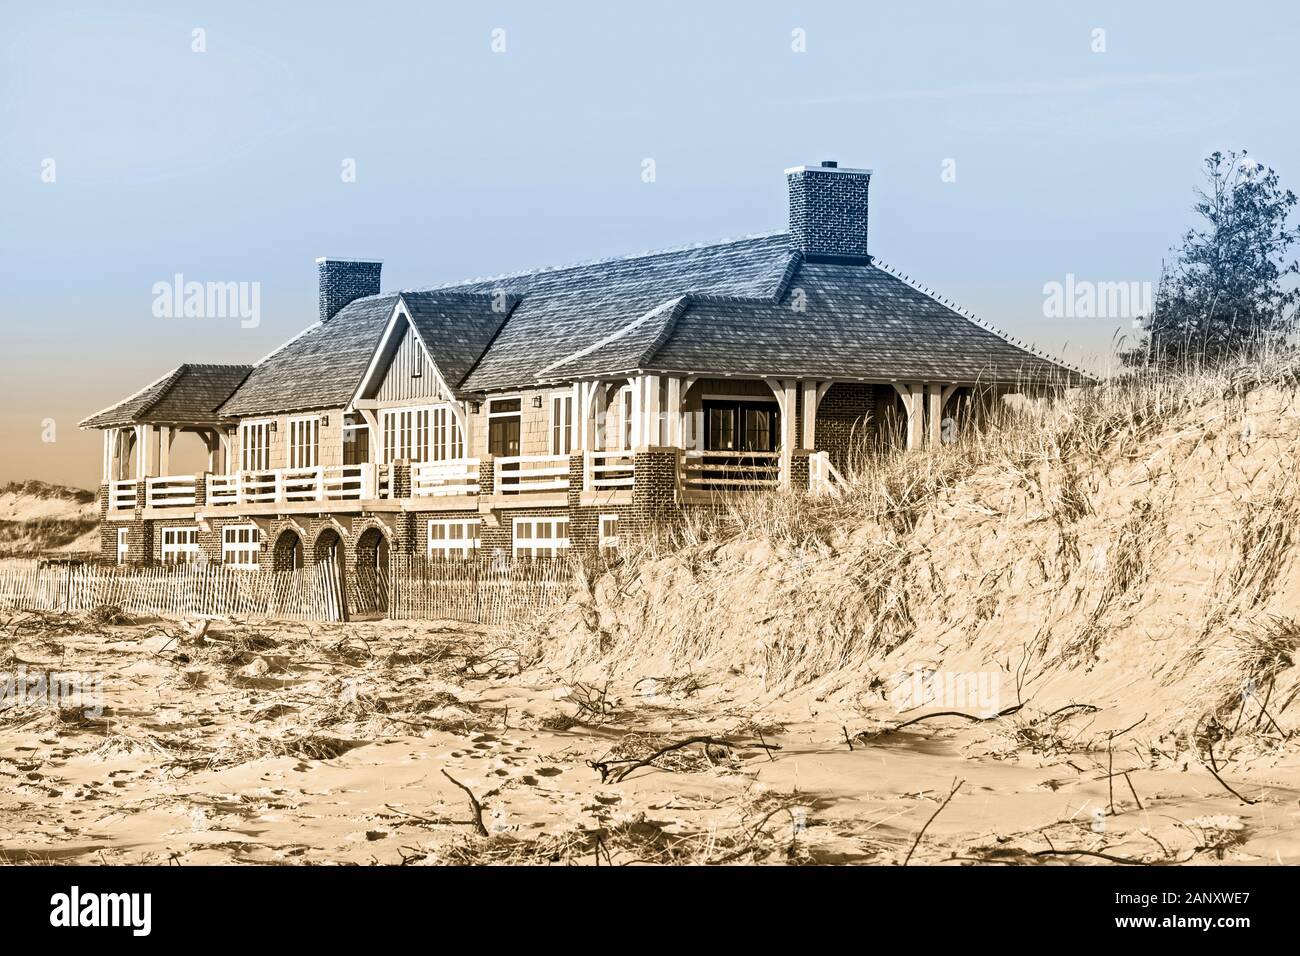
<box><xmin>785</xmin><ymin>161</ymin><xmax>872</xmax><ymax>261</ymax></box>
<box><xmin>316</xmin><ymin>258</ymin><xmax>382</xmax><ymax>322</ymax></box>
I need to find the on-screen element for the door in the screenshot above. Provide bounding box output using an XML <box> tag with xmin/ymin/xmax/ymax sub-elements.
<box><xmin>488</xmin><ymin>398</ymin><xmax>522</xmax><ymax>490</ymax></box>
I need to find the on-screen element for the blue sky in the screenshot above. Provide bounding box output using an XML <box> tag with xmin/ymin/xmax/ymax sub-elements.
<box><xmin>3</xmin><ymin>1</ymin><xmax>1298</xmax><ymax>487</ymax></box>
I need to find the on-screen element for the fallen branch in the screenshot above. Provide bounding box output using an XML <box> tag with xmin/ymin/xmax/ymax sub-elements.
<box><xmin>588</xmin><ymin>735</ymin><xmax>776</xmax><ymax>784</ymax></box>
<box><xmin>440</xmin><ymin>769</ymin><xmax>489</xmax><ymax>836</ymax></box>
<box><xmin>902</xmin><ymin>777</ymin><xmax>963</xmax><ymax>866</ymax></box>
<box><xmin>864</xmin><ymin>704</ymin><xmax>1024</xmax><ymax>740</ymax></box>
<box><xmin>1202</xmin><ymin>738</ymin><xmax>1257</xmax><ymax>806</ymax></box>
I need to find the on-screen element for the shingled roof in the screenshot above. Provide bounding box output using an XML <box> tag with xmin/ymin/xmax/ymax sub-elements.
<box><xmin>89</xmin><ymin>228</ymin><xmax>1088</xmax><ymax>428</ymax></box>
<box><xmin>79</xmin><ymin>364</ymin><xmax>252</xmax><ymax>428</ymax></box>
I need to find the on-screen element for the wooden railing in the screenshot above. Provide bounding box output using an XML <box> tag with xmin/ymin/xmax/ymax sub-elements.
<box><xmin>495</xmin><ymin>454</ymin><xmax>570</xmax><ymax>494</ymax></box>
<box><xmin>586</xmin><ymin>450</ymin><xmax>634</xmax><ymax>490</ymax></box>
<box><xmin>145</xmin><ymin>475</ymin><xmax>197</xmax><ymax>508</ymax></box>
<box><xmin>412</xmin><ymin>458</ymin><xmax>480</xmax><ymax>497</ymax></box>
<box><xmin>109</xmin><ymin>479</ymin><xmax>137</xmax><ymax>511</ymax></box>
<box><xmin>207</xmin><ymin>464</ymin><xmax>378</xmax><ymax>506</ymax></box>
<box><xmin>681</xmin><ymin>450</ymin><xmax>781</xmax><ymax>491</ymax></box>
<box><xmin>809</xmin><ymin>450</ymin><xmax>846</xmax><ymax>497</ymax></box>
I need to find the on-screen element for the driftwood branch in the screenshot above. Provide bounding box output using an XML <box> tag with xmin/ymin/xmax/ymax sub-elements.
<box><xmin>588</xmin><ymin>735</ymin><xmax>778</xmax><ymax>784</ymax></box>
<box><xmin>864</xmin><ymin>704</ymin><xmax>1025</xmax><ymax>741</ymax></box>
<box><xmin>902</xmin><ymin>777</ymin><xmax>963</xmax><ymax>866</ymax></box>
<box><xmin>440</xmin><ymin>769</ymin><xmax>489</xmax><ymax>836</ymax></box>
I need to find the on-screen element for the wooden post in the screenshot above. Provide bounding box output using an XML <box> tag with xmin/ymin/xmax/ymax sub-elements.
<box><xmin>630</xmin><ymin>375</ymin><xmax>644</xmax><ymax>450</ymax></box>
<box><xmin>927</xmin><ymin>386</ymin><xmax>942</xmax><ymax>448</ymax></box>
<box><xmin>801</xmin><ymin>380</ymin><xmax>819</xmax><ymax>450</ymax></box>
<box><xmin>666</xmin><ymin>376</ymin><xmax>682</xmax><ymax>447</ymax></box>
<box><xmin>644</xmin><ymin>374</ymin><xmax>661</xmax><ymax>447</ymax></box>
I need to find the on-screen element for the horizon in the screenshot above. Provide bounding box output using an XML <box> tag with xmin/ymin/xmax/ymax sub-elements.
<box><xmin>4</xmin><ymin>1</ymin><xmax>1299</xmax><ymax>488</ymax></box>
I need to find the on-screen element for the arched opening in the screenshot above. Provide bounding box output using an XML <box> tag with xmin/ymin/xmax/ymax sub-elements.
<box><xmin>313</xmin><ymin>528</ymin><xmax>348</xmax><ymax>622</ymax></box>
<box><xmin>272</xmin><ymin>529</ymin><xmax>305</xmax><ymax>571</ymax></box>
<box><xmin>353</xmin><ymin>527</ymin><xmax>390</xmax><ymax>618</ymax></box>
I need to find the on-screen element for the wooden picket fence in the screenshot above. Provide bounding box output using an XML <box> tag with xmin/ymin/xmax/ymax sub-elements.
<box><xmin>387</xmin><ymin>553</ymin><xmax>578</xmax><ymax>624</ymax></box>
<box><xmin>0</xmin><ymin>559</ymin><xmax>344</xmax><ymax>622</ymax></box>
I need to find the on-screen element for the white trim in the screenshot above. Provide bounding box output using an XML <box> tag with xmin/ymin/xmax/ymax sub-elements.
<box><xmin>783</xmin><ymin>164</ymin><xmax>874</xmax><ymax>176</ymax></box>
<box><xmin>115</xmin><ymin>527</ymin><xmax>129</xmax><ymax>565</ymax></box>
<box><xmin>239</xmin><ymin>418</ymin><xmax>274</xmax><ymax>471</ymax></box>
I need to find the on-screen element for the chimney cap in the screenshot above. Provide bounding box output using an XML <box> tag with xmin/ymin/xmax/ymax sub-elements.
<box><xmin>315</xmin><ymin>257</ymin><xmax>384</xmax><ymax>264</ymax></box>
<box><xmin>783</xmin><ymin>163</ymin><xmax>873</xmax><ymax>176</ymax></box>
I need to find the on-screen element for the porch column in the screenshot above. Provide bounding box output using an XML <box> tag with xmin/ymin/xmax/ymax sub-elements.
<box><xmin>134</xmin><ymin>425</ymin><xmax>156</xmax><ymax>477</ymax></box>
<box><xmin>894</xmin><ymin>384</ymin><xmax>924</xmax><ymax>450</ymax></box>
<box><xmin>665</xmin><ymin>376</ymin><xmax>682</xmax><ymax>447</ymax></box>
<box><xmin>101</xmin><ymin>429</ymin><xmax>113</xmax><ymax>483</ymax></box>
<box><xmin>644</xmin><ymin>374</ymin><xmax>661</xmax><ymax>447</ymax></box>
<box><xmin>570</xmin><ymin>382</ymin><xmax>582</xmax><ymax>450</ymax></box>
<box><xmin>158</xmin><ymin>426</ymin><xmax>172</xmax><ymax>477</ymax></box>
<box><xmin>927</xmin><ymin>387</ymin><xmax>942</xmax><ymax>448</ymax></box>
<box><xmin>765</xmin><ymin>378</ymin><xmax>799</xmax><ymax>487</ymax></box>
<box><xmin>629</xmin><ymin>375</ymin><xmax>644</xmax><ymax>449</ymax></box>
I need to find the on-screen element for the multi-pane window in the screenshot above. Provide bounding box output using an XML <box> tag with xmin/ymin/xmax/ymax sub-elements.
<box><xmin>222</xmin><ymin>525</ymin><xmax>261</xmax><ymax>568</ymax></box>
<box><xmin>512</xmin><ymin>517</ymin><xmax>570</xmax><ymax>558</ymax></box>
<box><xmin>116</xmin><ymin>527</ymin><xmax>129</xmax><ymax>565</ymax></box>
<box><xmin>430</xmin><ymin>407</ymin><xmax>464</xmax><ymax>461</ymax></box>
<box><xmin>287</xmin><ymin>416</ymin><xmax>319</xmax><ymax>469</ymax></box>
<box><xmin>598</xmin><ymin>514</ymin><xmax>620</xmax><ymax>552</ymax></box>
<box><xmin>551</xmin><ymin>393</ymin><xmax>573</xmax><ymax>455</ymax></box>
<box><xmin>427</xmin><ymin>519</ymin><xmax>481</xmax><ymax>558</ymax></box>
<box><xmin>240</xmin><ymin>420</ymin><xmax>273</xmax><ymax>471</ymax></box>
<box><xmin>161</xmin><ymin>527</ymin><xmax>200</xmax><ymax>565</ymax></box>
<box><xmin>382</xmin><ymin>406</ymin><xmax>464</xmax><ymax>463</ymax></box>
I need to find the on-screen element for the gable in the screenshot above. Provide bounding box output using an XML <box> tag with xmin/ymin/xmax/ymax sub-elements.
<box><xmin>369</xmin><ymin>320</ymin><xmax>451</xmax><ymax>404</ymax></box>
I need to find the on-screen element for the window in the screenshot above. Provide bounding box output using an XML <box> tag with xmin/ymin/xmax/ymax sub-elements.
<box><xmin>703</xmin><ymin>400</ymin><xmax>779</xmax><ymax>452</ymax></box>
<box><xmin>430</xmin><ymin>407</ymin><xmax>464</xmax><ymax>461</ymax></box>
<box><xmin>161</xmin><ymin>527</ymin><xmax>200</xmax><ymax>565</ymax></box>
<box><xmin>618</xmin><ymin>387</ymin><xmax>633</xmax><ymax>450</ymax></box>
<box><xmin>240</xmin><ymin>420</ymin><xmax>273</xmax><ymax>471</ymax></box>
<box><xmin>222</xmin><ymin>525</ymin><xmax>261</xmax><ymax>568</ymax></box>
<box><xmin>427</xmin><ymin>519</ymin><xmax>481</xmax><ymax>558</ymax></box>
<box><xmin>598</xmin><ymin>514</ymin><xmax>620</xmax><ymax>552</ymax></box>
<box><xmin>551</xmin><ymin>393</ymin><xmax>574</xmax><ymax>455</ymax></box>
<box><xmin>381</xmin><ymin>406</ymin><xmax>464</xmax><ymax>463</ymax></box>
<box><xmin>287</xmin><ymin>416</ymin><xmax>319</xmax><ymax>469</ymax></box>
<box><xmin>512</xmin><ymin>517</ymin><xmax>569</xmax><ymax>558</ymax></box>
<box><xmin>116</xmin><ymin>528</ymin><xmax>129</xmax><ymax>565</ymax></box>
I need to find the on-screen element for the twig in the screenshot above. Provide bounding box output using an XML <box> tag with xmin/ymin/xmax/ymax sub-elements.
<box><xmin>1202</xmin><ymin>738</ymin><xmax>1257</xmax><ymax>805</ymax></box>
<box><xmin>842</xmin><ymin>726</ymin><xmax>854</xmax><ymax>751</ymax></box>
<box><xmin>440</xmin><ymin>769</ymin><xmax>489</xmax><ymax>836</ymax></box>
<box><xmin>902</xmin><ymin>777</ymin><xmax>963</xmax><ymax>866</ymax></box>
<box><xmin>865</xmin><ymin>704</ymin><xmax>1024</xmax><ymax>740</ymax></box>
<box><xmin>1123</xmin><ymin>772</ymin><xmax>1144</xmax><ymax>811</ymax></box>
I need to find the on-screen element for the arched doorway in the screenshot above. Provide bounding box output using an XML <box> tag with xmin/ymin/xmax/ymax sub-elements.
<box><xmin>272</xmin><ymin>530</ymin><xmax>305</xmax><ymax>571</ymax></box>
<box><xmin>353</xmin><ymin>527</ymin><xmax>390</xmax><ymax>618</ymax></box>
<box><xmin>314</xmin><ymin>528</ymin><xmax>348</xmax><ymax>622</ymax></box>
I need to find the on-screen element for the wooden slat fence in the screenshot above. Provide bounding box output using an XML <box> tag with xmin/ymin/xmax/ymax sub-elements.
<box><xmin>387</xmin><ymin>553</ymin><xmax>577</xmax><ymax>624</ymax></box>
<box><xmin>0</xmin><ymin>559</ymin><xmax>343</xmax><ymax>622</ymax></box>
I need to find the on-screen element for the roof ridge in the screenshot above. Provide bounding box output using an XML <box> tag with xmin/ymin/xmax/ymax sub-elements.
<box><xmin>405</xmin><ymin>231</ymin><xmax>788</xmax><ymax>294</ymax></box>
<box><xmin>867</xmin><ymin>258</ymin><xmax>1096</xmax><ymax>382</ymax></box>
